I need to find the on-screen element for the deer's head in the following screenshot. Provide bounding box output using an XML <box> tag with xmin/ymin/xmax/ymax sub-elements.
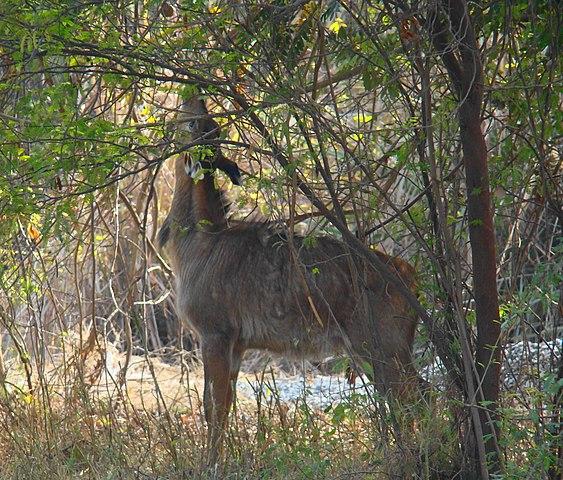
<box><xmin>177</xmin><ymin>97</ymin><xmax>242</xmax><ymax>186</ymax></box>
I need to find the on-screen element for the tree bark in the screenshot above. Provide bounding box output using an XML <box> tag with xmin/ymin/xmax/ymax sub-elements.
<box><xmin>428</xmin><ymin>0</ymin><xmax>502</xmax><ymax>474</ymax></box>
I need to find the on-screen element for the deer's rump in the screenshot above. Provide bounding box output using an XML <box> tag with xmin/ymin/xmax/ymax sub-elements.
<box><xmin>173</xmin><ymin>224</ymin><xmax>417</xmax><ymax>360</ymax></box>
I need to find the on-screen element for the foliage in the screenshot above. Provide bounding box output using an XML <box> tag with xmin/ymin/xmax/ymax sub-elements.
<box><xmin>0</xmin><ymin>0</ymin><xmax>560</xmax><ymax>478</ymax></box>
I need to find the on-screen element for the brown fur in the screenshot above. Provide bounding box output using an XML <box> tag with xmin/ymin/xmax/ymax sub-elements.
<box><xmin>159</xmin><ymin>98</ymin><xmax>421</xmax><ymax>462</ymax></box>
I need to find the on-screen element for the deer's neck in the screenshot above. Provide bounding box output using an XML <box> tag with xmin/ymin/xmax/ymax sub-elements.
<box><xmin>190</xmin><ymin>174</ymin><xmax>228</xmax><ymax>228</ymax></box>
<box><xmin>168</xmin><ymin>156</ymin><xmax>228</xmax><ymax>234</ymax></box>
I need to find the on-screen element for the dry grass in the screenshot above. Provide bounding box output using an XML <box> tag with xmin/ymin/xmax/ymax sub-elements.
<box><xmin>0</xmin><ymin>336</ymin><xmax>463</xmax><ymax>480</ymax></box>
<box><xmin>0</xmin><ymin>333</ymin><xmax>557</xmax><ymax>479</ymax></box>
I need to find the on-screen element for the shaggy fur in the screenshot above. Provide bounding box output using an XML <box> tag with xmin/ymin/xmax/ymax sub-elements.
<box><xmin>159</xmin><ymin>97</ymin><xmax>420</xmax><ymax>461</ymax></box>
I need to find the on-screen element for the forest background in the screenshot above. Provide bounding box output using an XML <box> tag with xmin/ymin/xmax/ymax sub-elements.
<box><xmin>0</xmin><ymin>1</ymin><xmax>561</xmax><ymax>479</ymax></box>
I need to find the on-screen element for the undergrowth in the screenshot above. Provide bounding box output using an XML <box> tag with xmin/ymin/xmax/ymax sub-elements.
<box><xmin>0</xmin><ymin>362</ymin><xmax>558</xmax><ymax>479</ymax></box>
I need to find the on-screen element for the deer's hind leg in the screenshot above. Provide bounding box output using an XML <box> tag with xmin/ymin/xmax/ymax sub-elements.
<box><xmin>202</xmin><ymin>334</ymin><xmax>243</xmax><ymax>464</ymax></box>
<box><xmin>347</xmin><ymin>293</ymin><xmax>419</xmax><ymax>401</ymax></box>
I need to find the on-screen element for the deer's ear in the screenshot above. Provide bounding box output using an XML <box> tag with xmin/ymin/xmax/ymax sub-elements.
<box><xmin>216</xmin><ymin>156</ymin><xmax>242</xmax><ymax>186</ymax></box>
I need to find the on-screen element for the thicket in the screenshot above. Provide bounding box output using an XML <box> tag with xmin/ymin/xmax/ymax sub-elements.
<box><xmin>0</xmin><ymin>1</ymin><xmax>560</xmax><ymax>478</ymax></box>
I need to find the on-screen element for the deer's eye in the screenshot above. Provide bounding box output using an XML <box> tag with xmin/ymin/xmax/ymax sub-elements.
<box><xmin>185</xmin><ymin>120</ymin><xmax>197</xmax><ymax>132</ymax></box>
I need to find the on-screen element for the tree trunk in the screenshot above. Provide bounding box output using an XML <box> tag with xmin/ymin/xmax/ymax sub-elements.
<box><xmin>428</xmin><ymin>0</ymin><xmax>502</xmax><ymax>475</ymax></box>
<box><xmin>459</xmin><ymin>68</ymin><xmax>502</xmax><ymax>475</ymax></box>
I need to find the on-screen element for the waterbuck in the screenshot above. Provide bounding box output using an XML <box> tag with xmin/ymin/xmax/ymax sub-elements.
<box><xmin>158</xmin><ymin>97</ymin><xmax>422</xmax><ymax>460</ymax></box>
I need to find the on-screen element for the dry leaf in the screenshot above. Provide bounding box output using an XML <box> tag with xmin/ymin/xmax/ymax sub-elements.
<box><xmin>27</xmin><ymin>223</ymin><xmax>41</xmax><ymax>243</ymax></box>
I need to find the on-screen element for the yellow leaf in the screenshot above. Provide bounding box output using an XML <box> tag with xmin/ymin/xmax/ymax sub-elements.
<box><xmin>353</xmin><ymin>113</ymin><xmax>373</xmax><ymax>123</ymax></box>
<box><xmin>350</xmin><ymin>133</ymin><xmax>364</xmax><ymax>141</ymax></box>
<box><xmin>27</xmin><ymin>223</ymin><xmax>41</xmax><ymax>243</ymax></box>
<box><xmin>96</xmin><ymin>415</ymin><xmax>112</xmax><ymax>427</ymax></box>
<box><xmin>208</xmin><ymin>5</ymin><xmax>221</xmax><ymax>14</ymax></box>
<box><xmin>302</xmin><ymin>1</ymin><xmax>316</xmax><ymax>17</ymax></box>
<box><xmin>328</xmin><ymin>18</ymin><xmax>347</xmax><ymax>34</ymax></box>
<box><xmin>229</xmin><ymin>128</ymin><xmax>240</xmax><ymax>142</ymax></box>
<box><xmin>293</xmin><ymin>1</ymin><xmax>317</xmax><ymax>26</ymax></box>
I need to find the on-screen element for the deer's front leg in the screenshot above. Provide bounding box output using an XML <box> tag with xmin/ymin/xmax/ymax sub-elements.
<box><xmin>202</xmin><ymin>335</ymin><xmax>234</xmax><ymax>464</ymax></box>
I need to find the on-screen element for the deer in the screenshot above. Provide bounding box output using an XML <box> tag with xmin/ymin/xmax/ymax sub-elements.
<box><xmin>158</xmin><ymin>96</ymin><xmax>423</xmax><ymax>462</ymax></box>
